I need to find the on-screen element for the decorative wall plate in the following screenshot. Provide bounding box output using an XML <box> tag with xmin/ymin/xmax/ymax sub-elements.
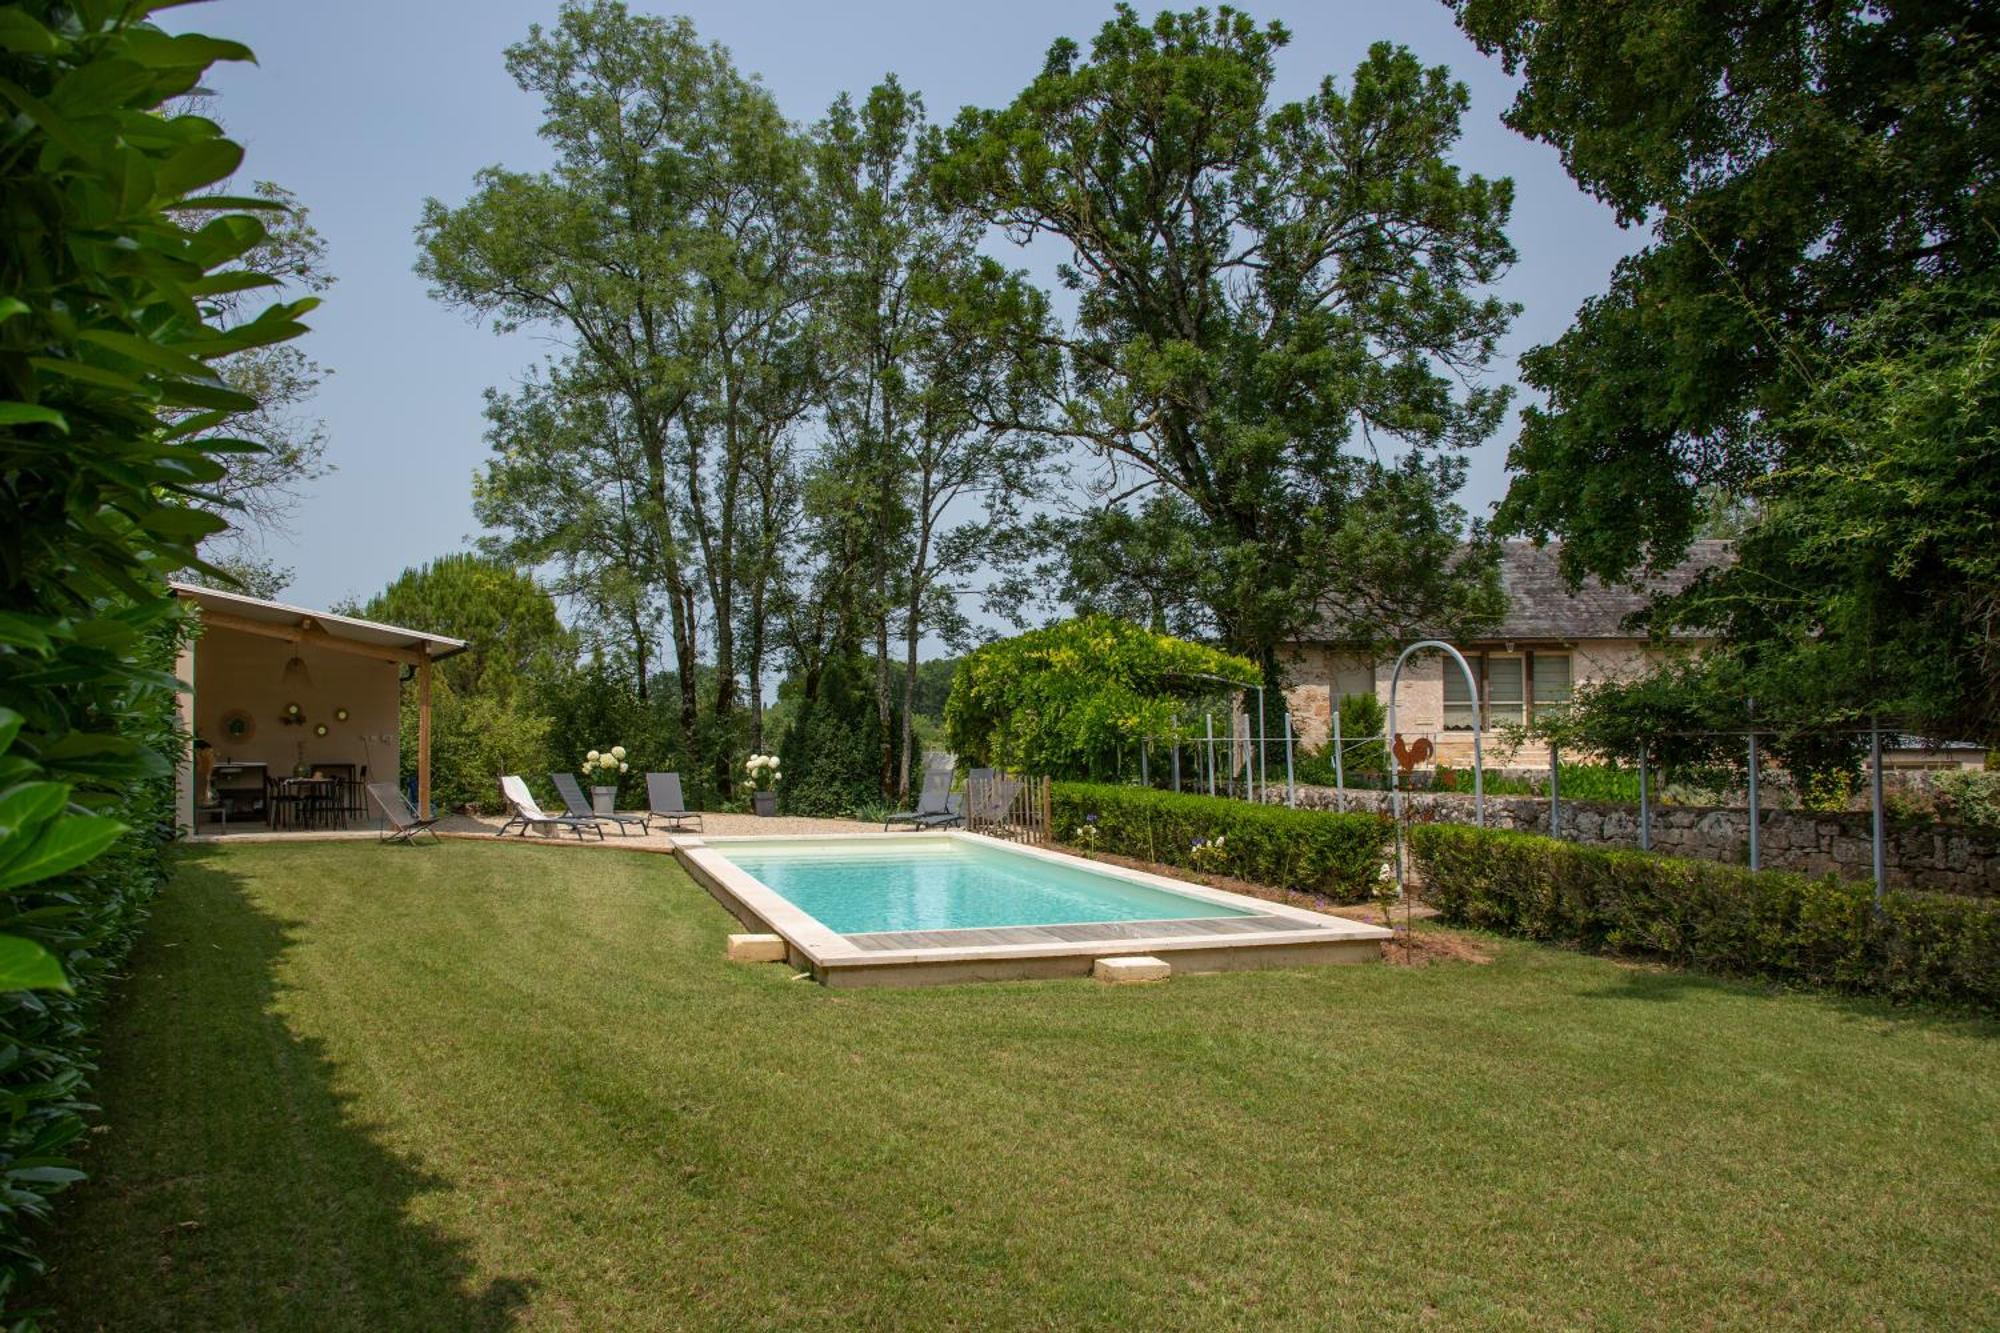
<box><xmin>313</xmin><ymin>722</ymin><xmax>329</xmax><ymax>737</ymax></box>
<box><xmin>334</xmin><ymin>707</ymin><xmax>350</xmax><ymax>722</ymax></box>
<box><xmin>221</xmin><ymin>709</ymin><xmax>255</xmax><ymax>742</ymax></box>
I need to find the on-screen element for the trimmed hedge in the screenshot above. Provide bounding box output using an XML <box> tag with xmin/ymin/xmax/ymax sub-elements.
<box><xmin>1411</xmin><ymin>823</ymin><xmax>2000</xmax><ymax>1010</ymax></box>
<box><xmin>1052</xmin><ymin>782</ymin><xmax>1392</xmax><ymax>902</ymax></box>
<box><xmin>2</xmin><ymin>3</ymin><xmax>311</xmax><ymax>1308</ymax></box>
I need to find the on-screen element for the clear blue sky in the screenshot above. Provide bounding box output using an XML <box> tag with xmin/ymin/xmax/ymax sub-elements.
<box><xmin>169</xmin><ymin>0</ymin><xmax>1639</xmax><ymax>613</ymax></box>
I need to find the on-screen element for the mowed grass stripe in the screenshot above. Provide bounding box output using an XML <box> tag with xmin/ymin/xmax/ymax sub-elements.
<box><xmin>36</xmin><ymin>841</ymin><xmax>2000</xmax><ymax>1330</ymax></box>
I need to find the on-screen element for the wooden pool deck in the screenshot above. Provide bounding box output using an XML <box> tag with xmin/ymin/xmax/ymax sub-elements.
<box><xmin>843</xmin><ymin>912</ymin><xmax>1346</xmax><ymax>952</ymax></box>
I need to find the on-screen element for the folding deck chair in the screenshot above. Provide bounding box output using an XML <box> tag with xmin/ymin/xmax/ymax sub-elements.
<box><xmin>367</xmin><ymin>782</ymin><xmax>442</xmax><ymax>844</ymax></box>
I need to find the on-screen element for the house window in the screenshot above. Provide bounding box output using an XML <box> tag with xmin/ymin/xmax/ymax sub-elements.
<box><xmin>1443</xmin><ymin>658</ymin><xmax>1478</xmax><ymax>730</ymax></box>
<box><xmin>1533</xmin><ymin>652</ymin><xmax>1573</xmax><ymax>717</ymax></box>
<box><xmin>1486</xmin><ymin>656</ymin><xmax>1525</xmax><ymax>727</ymax></box>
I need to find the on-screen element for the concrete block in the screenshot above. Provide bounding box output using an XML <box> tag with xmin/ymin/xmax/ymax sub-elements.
<box><xmin>727</xmin><ymin>933</ymin><xmax>787</xmax><ymax>963</ymax></box>
<box><xmin>1093</xmin><ymin>955</ymin><xmax>1170</xmax><ymax>984</ymax></box>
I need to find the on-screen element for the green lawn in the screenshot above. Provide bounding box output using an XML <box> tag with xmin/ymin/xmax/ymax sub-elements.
<box><xmin>37</xmin><ymin>842</ymin><xmax>2000</xmax><ymax>1330</ymax></box>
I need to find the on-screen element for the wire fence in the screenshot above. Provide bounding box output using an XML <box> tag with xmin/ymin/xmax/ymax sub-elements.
<box><xmin>1115</xmin><ymin>711</ymin><xmax>1983</xmax><ymax>907</ymax></box>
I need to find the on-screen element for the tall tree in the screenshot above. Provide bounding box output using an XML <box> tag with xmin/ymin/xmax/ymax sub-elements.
<box><xmin>350</xmin><ymin>555</ymin><xmax>574</xmax><ymax>812</ymax></box>
<box><xmin>1451</xmin><ymin>0</ymin><xmax>2000</xmax><ymax>737</ymax></box>
<box><xmin>188</xmin><ymin>179</ymin><xmax>335</xmax><ymax>537</ymax></box>
<box><xmin>418</xmin><ymin>0</ymin><xmax>813</xmax><ymax>794</ymax></box>
<box><xmin>811</xmin><ymin>78</ymin><xmax>1058</xmax><ymax>797</ymax></box>
<box><xmin>931</xmin><ymin>7</ymin><xmax>1517</xmax><ymax>700</ymax></box>
<box><xmin>355</xmin><ymin>553</ymin><xmax>573</xmax><ymax>700</ymax></box>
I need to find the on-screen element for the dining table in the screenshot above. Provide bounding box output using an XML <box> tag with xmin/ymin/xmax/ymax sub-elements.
<box><xmin>273</xmin><ymin>775</ymin><xmax>342</xmax><ymax>831</ymax></box>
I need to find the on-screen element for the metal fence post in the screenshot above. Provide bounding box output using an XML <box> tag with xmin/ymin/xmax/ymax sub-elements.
<box><xmin>1332</xmin><ymin>708</ymin><xmax>1345</xmax><ymax>812</ymax></box>
<box><xmin>1638</xmin><ymin>748</ymin><xmax>1652</xmax><ymax>851</ymax></box>
<box><xmin>1870</xmin><ymin>718</ymin><xmax>1886</xmax><ymax>908</ymax></box>
<box><xmin>1549</xmin><ymin>742</ymin><xmax>1562</xmax><ymax>839</ymax></box>
<box><xmin>1204</xmin><ymin>713</ymin><xmax>1216</xmax><ymax>797</ymax></box>
<box><xmin>1746</xmin><ymin>729</ymin><xmax>1761</xmax><ymax>872</ymax></box>
<box><xmin>1255</xmin><ymin>686</ymin><xmax>1267</xmax><ymax>807</ymax></box>
<box><xmin>1173</xmin><ymin>740</ymin><xmax>1181</xmax><ymax>792</ymax></box>
<box><xmin>1140</xmin><ymin>739</ymin><xmax>1148</xmax><ymax>786</ymax></box>
<box><xmin>1283</xmin><ymin>712</ymin><xmax>1295</xmax><ymax>808</ymax></box>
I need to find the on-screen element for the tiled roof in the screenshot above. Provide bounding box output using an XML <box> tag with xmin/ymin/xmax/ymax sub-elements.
<box><xmin>1305</xmin><ymin>539</ymin><xmax>1732</xmax><ymax>644</ymax></box>
<box><xmin>1483</xmin><ymin>540</ymin><xmax>1731</xmax><ymax>640</ymax></box>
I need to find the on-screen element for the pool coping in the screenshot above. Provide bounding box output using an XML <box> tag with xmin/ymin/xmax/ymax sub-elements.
<box><xmin>672</xmin><ymin>830</ymin><xmax>1390</xmax><ymax>987</ymax></box>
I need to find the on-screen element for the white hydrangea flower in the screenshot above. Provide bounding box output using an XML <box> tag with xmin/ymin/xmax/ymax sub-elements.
<box><xmin>611</xmin><ymin>745</ymin><xmax>627</xmax><ymax>760</ymax></box>
<box><xmin>587</xmin><ymin>749</ymin><xmax>600</xmax><ymax>762</ymax></box>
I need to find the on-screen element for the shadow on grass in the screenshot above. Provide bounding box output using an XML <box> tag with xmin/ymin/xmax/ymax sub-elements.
<box><xmin>1570</xmin><ymin>947</ymin><xmax>2000</xmax><ymax>1038</ymax></box>
<box><xmin>34</xmin><ymin>847</ymin><xmax>534</xmax><ymax>1331</ymax></box>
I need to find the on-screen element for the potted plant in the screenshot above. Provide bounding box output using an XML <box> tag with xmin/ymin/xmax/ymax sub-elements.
<box><xmin>744</xmin><ymin>753</ymin><xmax>781</xmax><ymax>816</ymax></box>
<box><xmin>583</xmin><ymin>746</ymin><xmax>629</xmax><ymax>814</ymax></box>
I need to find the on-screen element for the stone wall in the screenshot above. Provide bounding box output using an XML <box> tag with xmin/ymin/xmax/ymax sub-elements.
<box><xmin>1275</xmin><ymin>784</ymin><xmax>2000</xmax><ymax>898</ymax></box>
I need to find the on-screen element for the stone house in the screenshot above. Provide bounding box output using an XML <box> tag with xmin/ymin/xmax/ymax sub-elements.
<box><xmin>1279</xmin><ymin>540</ymin><xmax>1729</xmax><ymax>770</ymax></box>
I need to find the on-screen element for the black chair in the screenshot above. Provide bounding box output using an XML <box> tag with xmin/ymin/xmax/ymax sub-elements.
<box><xmin>266</xmin><ymin>775</ymin><xmax>310</xmax><ymax>831</ymax></box>
<box><xmin>313</xmin><ymin>763</ymin><xmax>360</xmax><ymax>827</ymax></box>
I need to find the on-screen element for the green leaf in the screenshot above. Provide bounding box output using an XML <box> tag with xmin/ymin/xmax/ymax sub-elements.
<box><xmin>0</xmin><ymin>616</ymin><xmax>50</xmax><ymax>652</ymax></box>
<box><xmin>0</xmin><ymin>11</ymin><xmax>59</xmax><ymax>55</ymax></box>
<box><xmin>29</xmin><ymin>357</ymin><xmax>147</xmax><ymax>396</ymax></box>
<box><xmin>76</xmin><ymin>330</ymin><xmax>213</xmax><ymax>378</ymax></box>
<box><xmin>153</xmin><ymin>137</ymin><xmax>244</xmax><ymax>197</ymax></box>
<box><xmin>0</xmin><ymin>710</ymin><xmax>22</xmax><ymax>752</ymax></box>
<box><xmin>5</xmin><ymin>1165</ymin><xmax>86</xmax><ymax>1185</ymax></box>
<box><xmin>0</xmin><ymin>815</ymin><xmax>126</xmax><ymax>892</ymax></box>
<box><xmin>0</xmin><ymin>297</ymin><xmax>27</xmax><ymax>322</ymax></box>
<box><xmin>40</xmin><ymin>732</ymin><xmax>172</xmax><ymax>781</ymax></box>
<box><xmin>0</xmin><ymin>938</ymin><xmax>70</xmax><ymax>994</ymax></box>
<box><xmin>0</xmin><ymin>402</ymin><xmax>69</xmax><ymax>432</ymax></box>
<box><xmin>0</xmin><ymin>784</ymin><xmax>72</xmax><ymax>839</ymax></box>
<box><xmin>120</xmin><ymin>29</ymin><xmax>253</xmax><ymax>69</ymax></box>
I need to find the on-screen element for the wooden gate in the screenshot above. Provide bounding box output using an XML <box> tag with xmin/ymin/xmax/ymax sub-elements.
<box><xmin>964</xmin><ymin>772</ymin><xmax>1052</xmax><ymax>845</ymax></box>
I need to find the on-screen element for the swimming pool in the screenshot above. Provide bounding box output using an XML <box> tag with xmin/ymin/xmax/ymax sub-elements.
<box><xmin>712</xmin><ymin>836</ymin><xmax>1253</xmax><ymax>935</ymax></box>
<box><xmin>675</xmin><ymin>831</ymin><xmax>1392</xmax><ymax>987</ymax></box>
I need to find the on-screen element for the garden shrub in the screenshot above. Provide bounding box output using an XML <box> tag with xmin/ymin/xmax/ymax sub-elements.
<box><xmin>945</xmin><ymin>616</ymin><xmax>1256</xmax><ymax>776</ymax></box>
<box><xmin>1411</xmin><ymin>824</ymin><xmax>2000</xmax><ymax>1010</ymax></box>
<box><xmin>779</xmin><ymin>654</ymin><xmax>890</xmax><ymax>817</ymax></box>
<box><xmin>1052</xmin><ymin>783</ymin><xmax>1392</xmax><ymax>902</ymax></box>
<box><xmin>0</xmin><ymin>4</ymin><xmax>309</xmax><ymax>1306</ymax></box>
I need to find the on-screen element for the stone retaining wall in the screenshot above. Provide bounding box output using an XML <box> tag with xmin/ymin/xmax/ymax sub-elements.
<box><xmin>1275</xmin><ymin>785</ymin><xmax>2000</xmax><ymax>897</ymax></box>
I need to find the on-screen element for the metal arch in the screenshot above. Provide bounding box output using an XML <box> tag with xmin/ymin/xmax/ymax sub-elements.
<box><xmin>1387</xmin><ymin>640</ymin><xmax>1486</xmax><ymax>902</ymax></box>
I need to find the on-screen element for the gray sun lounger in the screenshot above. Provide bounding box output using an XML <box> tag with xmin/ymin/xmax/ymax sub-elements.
<box><xmin>922</xmin><ymin>791</ymin><xmax>964</xmax><ymax>829</ymax></box>
<box><xmin>367</xmin><ymin>782</ymin><xmax>441</xmax><ymax>844</ymax></box>
<box><xmin>552</xmin><ymin>772</ymin><xmax>648</xmax><ymax>837</ymax></box>
<box><xmin>497</xmin><ymin>775</ymin><xmax>604</xmax><ymax>841</ymax></box>
<box><xmin>645</xmin><ymin>772</ymin><xmax>702</xmax><ymax>833</ymax></box>
<box><xmin>885</xmin><ymin>769</ymin><xmax>954</xmax><ymax>830</ymax></box>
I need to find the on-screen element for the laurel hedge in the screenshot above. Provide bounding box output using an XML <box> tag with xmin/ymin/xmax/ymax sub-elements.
<box><xmin>0</xmin><ymin>3</ymin><xmax>310</xmax><ymax>1308</ymax></box>
<box><xmin>1410</xmin><ymin>824</ymin><xmax>2000</xmax><ymax>1010</ymax></box>
<box><xmin>1051</xmin><ymin>782</ymin><xmax>1392</xmax><ymax>902</ymax></box>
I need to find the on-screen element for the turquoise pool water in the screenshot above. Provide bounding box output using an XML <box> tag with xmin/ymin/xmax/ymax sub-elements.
<box><xmin>714</xmin><ymin>837</ymin><xmax>1251</xmax><ymax>935</ymax></box>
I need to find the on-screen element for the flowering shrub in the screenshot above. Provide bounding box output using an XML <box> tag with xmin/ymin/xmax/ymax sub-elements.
<box><xmin>1072</xmin><ymin>814</ymin><xmax>1101</xmax><ymax>853</ymax></box>
<box><xmin>744</xmin><ymin>753</ymin><xmax>783</xmax><ymax>793</ymax></box>
<box><xmin>582</xmin><ymin>745</ymin><xmax>629</xmax><ymax>779</ymax></box>
<box><xmin>1374</xmin><ymin>860</ymin><xmax>1402</xmax><ymax>928</ymax></box>
<box><xmin>1188</xmin><ymin>835</ymin><xmax>1230</xmax><ymax>875</ymax></box>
